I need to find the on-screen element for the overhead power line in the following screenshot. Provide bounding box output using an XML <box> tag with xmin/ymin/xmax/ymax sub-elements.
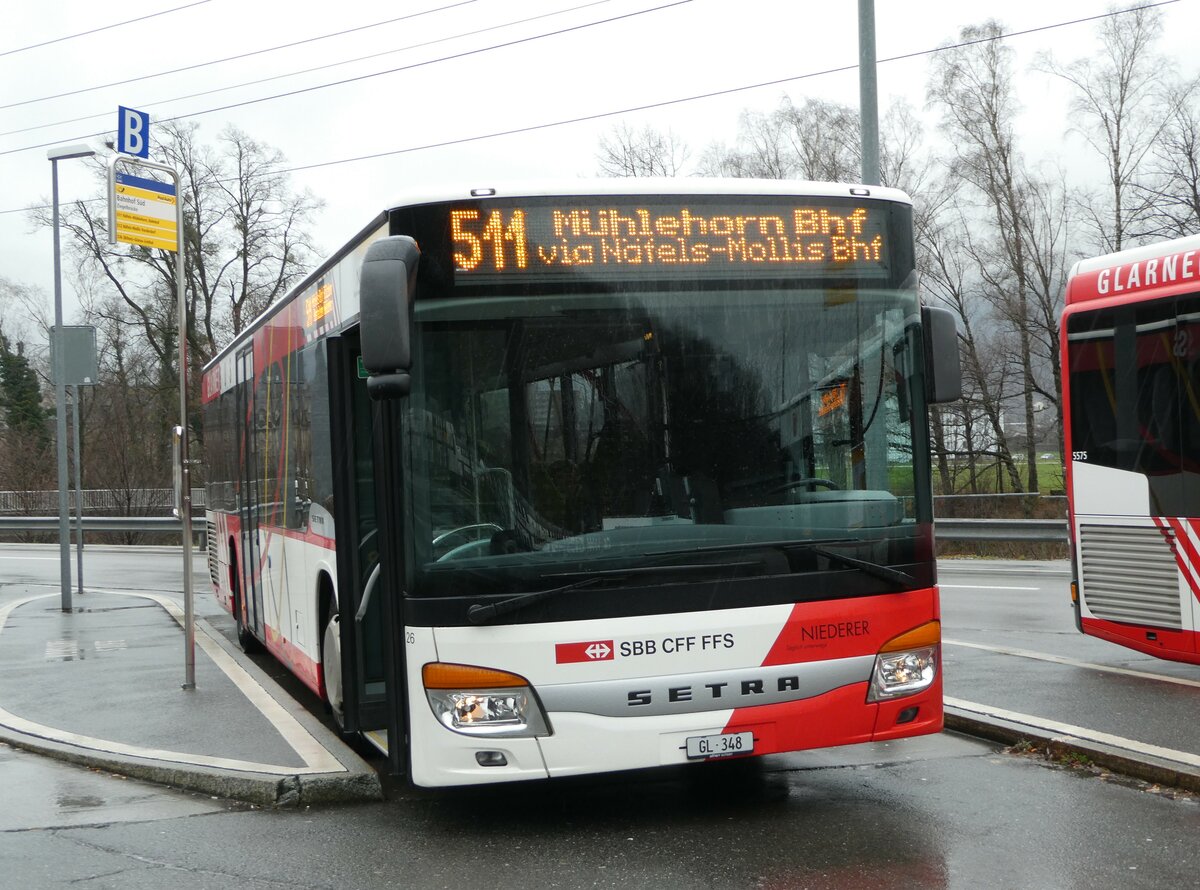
<box><xmin>0</xmin><ymin>0</ymin><xmax>479</xmax><ymax>111</ymax></box>
<box><xmin>0</xmin><ymin>1</ymin><xmax>211</xmax><ymax>58</ymax></box>
<box><xmin>268</xmin><ymin>1</ymin><xmax>1185</xmax><ymax>175</ymax></box>
<box><xmin>0</xmin><ymin>0</ymin><xmax>693</xmax><ymax>158</ymax></box>
<box><xmin>0</xmin><ymin>0</ymin><xmax>1180</xmax><ymax>218</ymax></box>
<box><xmin>0</xmin><ymin>0</ymin><xmax>617</xmax><ymax>139</ymax></box>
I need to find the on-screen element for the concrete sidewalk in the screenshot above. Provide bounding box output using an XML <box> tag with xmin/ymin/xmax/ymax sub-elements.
<box><xmin>0</xmin><ymin>587</ymin><xmax>381</xmax><ymax>807</ymax></box>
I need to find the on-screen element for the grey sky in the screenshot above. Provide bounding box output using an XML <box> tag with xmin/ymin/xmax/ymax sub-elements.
<box><xmin>1</xmin><ymin>0</ymin><xmax>1195</xmax><ymax>330</ymax></box>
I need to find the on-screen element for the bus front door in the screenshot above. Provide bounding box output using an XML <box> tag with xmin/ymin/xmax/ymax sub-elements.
<box><xmin>328</xmin><ymin>334</ymin><xmax>407</xmax><ymax>774</ymax></box>
<box><xmin>235</xmin><ymin>346</ymin><xmax>264</xmax><ymax>646</ymax></box>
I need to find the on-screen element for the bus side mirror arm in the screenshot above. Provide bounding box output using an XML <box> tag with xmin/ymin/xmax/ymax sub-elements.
<box><xmin>360</xmin><ymin>236</ymin><xmax>421</xmax><ymax>400</ymax></box>
<box><xmin>922</xmin><ymin>305</ymin><xmax>962</xmax><ymax>404</ymax></box>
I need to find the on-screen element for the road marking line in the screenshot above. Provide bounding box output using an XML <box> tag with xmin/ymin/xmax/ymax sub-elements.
<box><xmin>946</xmin><ymin>696</ymin><xmax>1200</xmax><ymax>769</ymax></box>
<box><xmin>940</xmin><ymin>584</ymin><xmax>1040</xmax><ymax>591</ymax></box>
<box><xmin>943</xmin><ymin>638</ymin><xmax>1200</xmax><ymax>689</ymax></box>
<box><xmin>0</xmin><ymin>556</ymin><xmax>58</xmax><ymax>560</ymax></box>
<box><xmin>0</xmin><ymin>592</ymin><xmax>345</xmax><ymax>775</ymax></box>
<box><xmin>45</xmin><ymin>640</ymin><xmax>82</xmax><ymax>661</ymax></box>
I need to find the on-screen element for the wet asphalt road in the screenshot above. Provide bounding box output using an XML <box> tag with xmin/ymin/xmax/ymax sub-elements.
<box><xmin>3</xmin><ymin>732</ymin><xmax>1198</xmax><ymax>889</ymax></box>
<box><xmin>1</xmin><ymin>546</ymin><xmax>1198</xmax><ymax>889</ymax></box>
<box><xmin>939</xmin><ymin>560</ymin><xmax>1200</xmax><ymax>761</ymax></box>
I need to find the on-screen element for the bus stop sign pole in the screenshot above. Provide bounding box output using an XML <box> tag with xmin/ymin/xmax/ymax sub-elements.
<box><xmin>107</xmin><ymin>151</ymin><xmax>195</xmax><ymax>690</ymax></box>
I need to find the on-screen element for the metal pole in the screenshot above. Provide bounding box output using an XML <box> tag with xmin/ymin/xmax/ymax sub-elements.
<box><xmin>176</xmin><ymin>174</ymin><xmax>195</xmax><ymax>692</ymax></box>
<box><xmin>858</xmin><ymin>0</ymin><xmax>881</xmax><ymax>186</ymax></box>
<box><xmin>72</xmin><ymin>385</ymin><xmax>84</xmax><ymax>597</ymax></box>
<box><xmin>50</xmin><ymin>158</ymin><xmax>72</xmax><ymax>612</ymax></box>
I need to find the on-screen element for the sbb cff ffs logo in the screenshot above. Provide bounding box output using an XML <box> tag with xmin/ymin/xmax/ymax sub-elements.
<box><xmin>556</xmin><ymin>640</ymin><xmax>614</xmax><ymax>663</ymax></box>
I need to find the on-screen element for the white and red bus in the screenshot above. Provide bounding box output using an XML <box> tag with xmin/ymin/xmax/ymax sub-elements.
<box><xmin>1062</xmin><ymin>232</ymin><xmax>1200</xmax><ymax>664</ymax></box>
<box><xmin>201</xmin><ymin>180</ymin><xmax>961</xmax><ymax>786</ymax></box>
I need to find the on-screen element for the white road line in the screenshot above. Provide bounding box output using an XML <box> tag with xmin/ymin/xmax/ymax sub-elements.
<box><xmin>944</xmin><ymin>638</ymin><xmax>1200</xmax><ymax>689</ymax></box>
<box><xmin>0</xmin><ymin>592</ymin><xmax>345</xmax><ymax>775</ymax></box>
<box><xmin>0</xmin><ymin>556</ymin><xmax>58</xmax><ymax>560</ymax></box>
<box><xmin>940</xmin><ymin>584</ymin><xmax>1040</xmax><ymax>591</ymax></box>
<box><xmin>946</xmin><ymin>696</ymin><xmax>1200</xmax><ymax>769</ymax></box>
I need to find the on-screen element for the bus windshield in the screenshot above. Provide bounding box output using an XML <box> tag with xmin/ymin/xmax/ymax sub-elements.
<box><xmin>403</xmin><ymin>282</ymin><xmax>928</xmax><ymax>597</ymax></box>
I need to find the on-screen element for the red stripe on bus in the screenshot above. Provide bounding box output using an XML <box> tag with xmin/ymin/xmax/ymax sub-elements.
<box><xmin>1158</xmin><ymin>517</ymin><xmax>1200</xmax><ymax>603</ymax></box>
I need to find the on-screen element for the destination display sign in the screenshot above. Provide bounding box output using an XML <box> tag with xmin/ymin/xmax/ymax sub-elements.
<box><xmin>113</xmin><ymin>171</ymin><xmax>178</xmax><ymax>252</ymax></box>
<box><xmin>444</xmin><ymin>198</ymin><xmax>892</xmax><ymax>283</ymax></box>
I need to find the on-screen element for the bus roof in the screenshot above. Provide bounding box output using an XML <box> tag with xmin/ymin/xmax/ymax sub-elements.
<box><xmin>1065</xmin><ymin>231</ymin><xmax>1200</xmax><ymax>307</ymax></box>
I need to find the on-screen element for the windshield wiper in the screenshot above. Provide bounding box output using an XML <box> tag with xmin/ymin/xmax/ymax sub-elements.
<box><xmin>467</xmin><ymin>576</ymin><xmax>612</xmax><ymax>626</ymax></box>
<box><xmin>806</xmin><ymin>544</ymin><xmax>916</xmax><ymax>587</ymax></box>
<box><xmin>466</xmin><ymin>559</ymin><xmax>761</xmax><ymax>626</ymax></box>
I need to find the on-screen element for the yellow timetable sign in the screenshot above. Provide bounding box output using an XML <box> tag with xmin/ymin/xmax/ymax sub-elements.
<box><xmin>113</xmin><ymin>171</ymin><xmax>178</xmax><ymax>252</ymax></box>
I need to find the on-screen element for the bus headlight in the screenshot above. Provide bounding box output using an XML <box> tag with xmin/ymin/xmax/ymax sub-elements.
<box><xmin>423</xmin><ymin>663</ymin><xmax>550</xmax><ymax>737</ymax></box>
<box><xmin>867</xmin><ymin>621</ymin><xmax>940</xmax><ymax>702</ymax></box>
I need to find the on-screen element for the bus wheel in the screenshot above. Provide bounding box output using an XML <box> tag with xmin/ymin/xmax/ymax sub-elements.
<box><xmin>322</xmin><ymin>611</ymin><xmax>345</xmax><ymax>731</ymax></box>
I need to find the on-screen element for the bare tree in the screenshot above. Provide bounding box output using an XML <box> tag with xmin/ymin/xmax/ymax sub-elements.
<box><xmin>737</xmin><ymin>108</ymin><xmax>797</xmax><ymax>179</ymax></box>
<box><xmin>1036</xmin><ymin>4</ymin><xmax>1167</xmax><ymax>252</ymax></box>
<box><xmin>27</xmin><ymin>123</ymin><xmax>321</xmax><ymax>502</ymax></box>
<box><xmin>695</xmin><ymin>140</ymin><xmax>755</xmax><ymax>178</ymax></box>
<box><xmin>695</xmin><ymin>109</ymin><xmax>793</xmax><ymax>179</ymax></box>
<box><xmin>1138</xmin><ymin>78</ymin><xmax>1200</xmax><ymax>238</ymax></box>
<box><xmin>31</xmin><ymin>123</ymin><xmax>321</xmax><ymax>374</ymax></box>
<box><xmin>596</xmin><ymin>123</ymin><xmax>689</xmax><ymax>177</ymax></box>
<box><xmin>1019</xmin><ymin>167</ymin><xmax>1074</xmax><ymax>455</ymax></box>
<box><xmin>879</xmin><ymin>101</ymin><xmax>933</xmax><ymax>195</ymax></box>
<box><xmin>696</xmin><ymin>97</ymin><xmax>861</xmax><ymax>182</ymax></box>
<box><xmin>916</xmin><ymin>184</ymin><xmax>1024</xmax><ymax>494</ymax></box>
<box><xmin>928</xmin><ymin>21</ymin><xmax>1042</xmax><ymax>493</ymax></box>
<box><xmin>777</xmin><ymin>97</ymin><xmax>860</xmax><ymax>182</ymax></box>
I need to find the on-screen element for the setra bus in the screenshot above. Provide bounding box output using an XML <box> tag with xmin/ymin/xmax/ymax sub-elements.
<box><xmin>201</xmin><ymin>180</ymin><xmax>962</xmax><ymax>786</ymax></box>
<box><xmin>1062</xmin><ymin>232</ymin><xmax>1200</xmax><ymax>665</ymax></box>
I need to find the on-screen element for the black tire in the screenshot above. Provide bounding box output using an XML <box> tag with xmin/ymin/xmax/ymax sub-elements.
<box><xmin>230</xmin><ymin>551</ymin><xmax>261</xmax><ymax>653</ymax></box>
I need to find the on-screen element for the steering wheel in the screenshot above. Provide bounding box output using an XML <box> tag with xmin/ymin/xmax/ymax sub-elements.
<box><xmin>436</xmin><ymin>538</ymin><xmax>493</xmax><ymax>562</ymax></box>
<box><xmin>768</xmin><ymin>477</ymin><xmax>841</xmax><ymax>495</ymax></box>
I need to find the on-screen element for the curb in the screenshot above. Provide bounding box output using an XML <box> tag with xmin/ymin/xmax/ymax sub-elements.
<box><xmin>945</xmin><ymin>707</ymin><xmax>1200</xmax><ymax>794</ymax></box>
<box><xmin>0</xmin><ymin>726</ymin><xmax>378</xmax><ymax>807</ymax></box>
<box><xmin>0</xmin><ymin>592</ymin><xmax>383</xmax><ymax>808</ymax></box>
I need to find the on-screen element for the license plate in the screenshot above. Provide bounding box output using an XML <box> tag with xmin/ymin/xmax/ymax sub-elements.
<box><xmin>685</xmin><ymin>731</ymin><xmax>754</xmax><ymax>759</ymax></box>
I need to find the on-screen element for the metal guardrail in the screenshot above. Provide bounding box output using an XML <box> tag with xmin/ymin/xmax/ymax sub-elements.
<box><xmin>0</xmin><ymin>516</ymin><xmax>1068</xmax><ymax>543</ymax></box>
<box><xmin>934</xmin><ymin>518</ymin><xmax>1068</xmax><ymax>542</ymax></box>
<box><xmin>0</xmin><ymin>516</ymin><xmax>206</xmax><ymax>547</ymax></box>
<box><xmin>0</xmin><ymin>489</ymin><xmax>206</xmax><ymax>515</ymax></box>
<box><xmin>0</xmin><ymin>516</ymin><xmax>191</xmax><ymax>533</ymax></box>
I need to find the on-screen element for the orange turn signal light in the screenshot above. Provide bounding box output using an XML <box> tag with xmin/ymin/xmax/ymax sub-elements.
<box><xmin>422</xmin><ymin>662</ymin><xmax>529</xmax><ymax>690</ymax></box>
<box><xmin>878</xmin><ymin>620</ymin><xmax>941</xmax><ymax>653</ymax></box>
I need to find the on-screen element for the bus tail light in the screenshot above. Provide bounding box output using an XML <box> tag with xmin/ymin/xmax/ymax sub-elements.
<box><xmin>867</xmin><ymin>621</ymin><xmax>940</xmax><ymax>702</ymax></box>
<box><xmin>422</xmin><ymin>663</ymin><xmax>551</xmax><ymax>738</ymax></box>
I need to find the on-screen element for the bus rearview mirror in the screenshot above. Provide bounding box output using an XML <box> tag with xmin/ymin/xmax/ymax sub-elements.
<box><xmin>360</xmin><ymin>236</ymin><xmax>421</xmax><ymax>400</ymax></box>
<box><xmin>922</xmin><ymin>305</ymin><xmax>962</xmax><ymax>404</ymax></box>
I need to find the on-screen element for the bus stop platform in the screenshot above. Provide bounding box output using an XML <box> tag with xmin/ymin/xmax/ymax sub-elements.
<box><xmin>0</xmin><ymin>586</ymin><xmax>382</xmax><ymax>807</ymax></box>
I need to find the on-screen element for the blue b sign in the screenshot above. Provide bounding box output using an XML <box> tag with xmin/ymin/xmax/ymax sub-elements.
<box><xmin>117</xmin><ymin>106</ymin><xmax>150</xmax><ymax>158</ymax></box>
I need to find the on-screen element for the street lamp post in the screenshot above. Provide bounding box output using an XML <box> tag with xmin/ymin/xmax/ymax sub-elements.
<box><xmin>48</xmin><ymin>143</ymin><xmax>95</xmax><ymax>613</ymax></box>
